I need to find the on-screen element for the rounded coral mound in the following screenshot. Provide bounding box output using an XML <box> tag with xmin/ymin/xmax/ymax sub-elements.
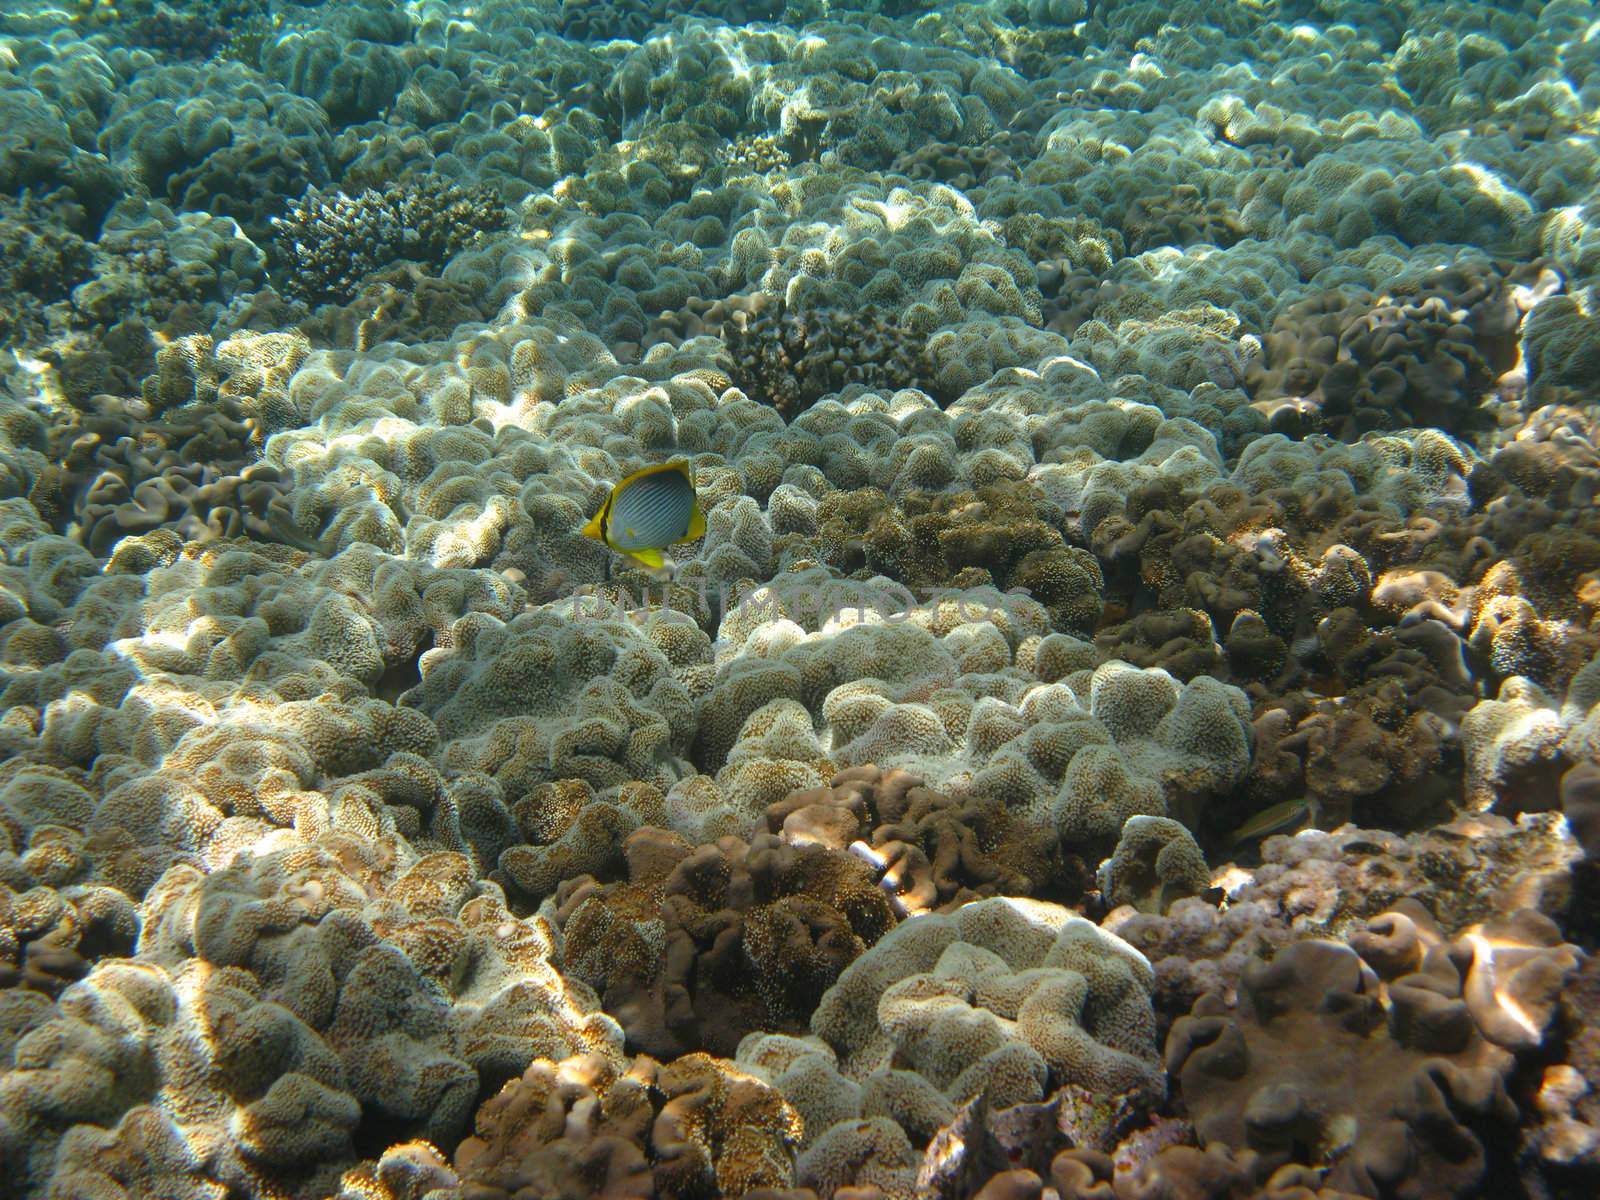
<box><xmin>811</xmin><ymin>897</ymin><xmax>1162</xmax><ymax>1111</ymax></box>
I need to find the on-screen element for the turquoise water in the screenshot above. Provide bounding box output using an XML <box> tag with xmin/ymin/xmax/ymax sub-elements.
<box><xmin>0</xmin><ymin>1</ymin><xmax>1597</xmax><ymax>1197</ymax></box>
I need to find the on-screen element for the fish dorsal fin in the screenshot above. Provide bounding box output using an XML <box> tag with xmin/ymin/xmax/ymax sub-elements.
<box><xmin>615</xmin><ymin>459</ymin><xmax>690</xmax><ymax>489</ymax></box>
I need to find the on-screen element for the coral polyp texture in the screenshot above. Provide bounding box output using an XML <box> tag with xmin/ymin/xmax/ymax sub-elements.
<box><xmin>0</xmin><ymin>0</ymin><xmax>1598</xmax><ymax>1196</ymax></box>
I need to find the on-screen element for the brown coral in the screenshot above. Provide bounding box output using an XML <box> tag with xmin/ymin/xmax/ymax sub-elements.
<box><xmin>768</xmin><ymin>765</ymin><xmax>1071</xmax><ymax>914</ymax></box>
<box><xmin>812</xmin><ymin>480</ymin><xmax>1103</xmax><ymax>634</ymax></box>
<box><xmin>552</xmin><ymin>824</ymin><xmax>896</xmax><ymax>1058</ymax></box>
<box><xmin>722</xmin><ymin>295</ymin><xmax>933</xmax><ymax>419</ymax></box>
<box><xmin>1167</xmin><ymin>928</ymin><xmax>1519</xmax><ymax>1197</ymax></box>
<box><xmin>1244</xmin><ymin>261</ymin><xmax>1557</xmax><ymax>442</ymax></box>
<box><xmin>450</xmin><ymin>1050</ymin><xmax>801</xmax><ymax>1200</ymax></box>
<box><xmin>29</xmin><ymin>387</ymin><xmax>297</xmax><ymax>558</ymax></box>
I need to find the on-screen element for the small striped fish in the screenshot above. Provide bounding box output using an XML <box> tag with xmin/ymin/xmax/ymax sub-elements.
<box><xmin>581</xmin><ymin>460</ymin><xmax>706</xmax><ymax>568</ymax></box>
<box><xmin>1228</xmin><ymin>797</ymin><xmax>1310</xmax><ymax>844</ymax></box>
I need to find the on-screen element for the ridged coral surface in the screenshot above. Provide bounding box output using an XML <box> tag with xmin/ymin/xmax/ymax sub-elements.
<box><xmin>1</xmin><ymin>0</ymin><xmax>1599</xmax><ymax>1197</ymax></box>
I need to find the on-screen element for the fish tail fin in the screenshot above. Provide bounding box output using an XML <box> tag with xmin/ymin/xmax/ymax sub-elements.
<box><xmin>682</xmin><ymin>502</ymin><xmax>706</xmax><ymax>542</ymax></box>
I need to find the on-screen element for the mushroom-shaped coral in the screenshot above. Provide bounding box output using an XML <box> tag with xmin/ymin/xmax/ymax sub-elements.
<box><xmin>1098</xmin><ymin>815</ymin><xmax>1212</xmax><ymax>915</ymax></box>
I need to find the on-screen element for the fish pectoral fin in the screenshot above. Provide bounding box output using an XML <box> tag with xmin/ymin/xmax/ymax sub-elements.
<box><xmin>627</xmin><ymin>547</ymin><xmax>666</xmax><ymax>568</ymax></box>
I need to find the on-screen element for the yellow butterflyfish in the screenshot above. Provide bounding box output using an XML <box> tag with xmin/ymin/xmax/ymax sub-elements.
<box><xmin>581</xmin><ymin>460</ymin><xmax>706</xmax><ymax>569</ymax></box>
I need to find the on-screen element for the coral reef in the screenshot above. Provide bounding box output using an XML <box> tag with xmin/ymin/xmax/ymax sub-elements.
<box><xmin>0</xmin><ymin>0</ymin><xmax>1597</xmax><ymax>1195</ymax></box>
<box><xmin>1246</xmin><ymin>261</ymin><xmax>1559</xmax><ymax>441</ymax></box>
